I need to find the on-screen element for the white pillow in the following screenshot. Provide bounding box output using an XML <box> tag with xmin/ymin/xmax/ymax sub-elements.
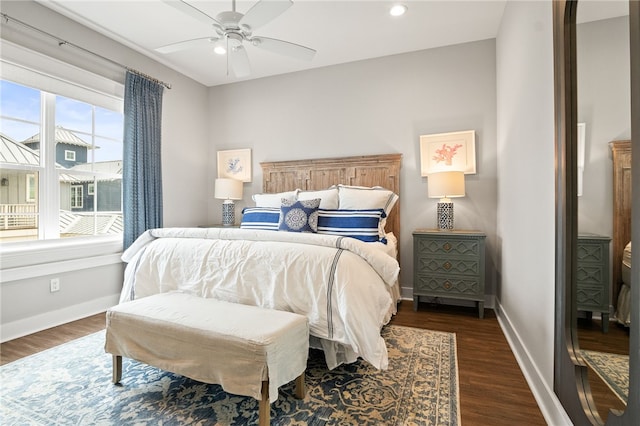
<box><xmin>337</xmin><ymin>185</ymin><xmax>399</xmax><ymax>216</ymax></box>
<box><xmin>252</xmin><ymin>190</ymin><xmax>298</xmax><ymax>208</ymax></box>
<box><xmin>297</xmin><ymin>188</ymin><xmax>339</xmax><ymax>209</ymax></box>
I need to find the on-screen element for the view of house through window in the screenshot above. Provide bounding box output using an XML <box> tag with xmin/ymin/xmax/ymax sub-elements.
<box><xmin>0</xmin><ymin>79</ymin><xmax>124</xmax><ymax>242</ymax></box>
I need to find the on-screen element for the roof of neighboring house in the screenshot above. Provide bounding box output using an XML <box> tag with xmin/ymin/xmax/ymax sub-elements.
<box><xmin>59</xmin><ymin>160</ymin><xmax>123</xmax><ymax>183</ymax></box>
<box><xmin>1</xmin><ymin>131</ymin><xmax>121</xmax><ymax>183</ymax></box>
<box><xmin>0</xmin><ymin>133</ymin><xmax>40</xmax><ymax>166</ymax></box>
<box><xmin>59</xmin><ymin>210</ymin><xmax>123</xmax><ymax>235</ymax></box>
<box><xmin>23</xmin><ymin>126</ymin><xmax>97</xmax><ymax>149</ymax></box>
<box><xmin>70</xmin><ymin>160</ymin><xmax>123</xmax><ymax>175</ymax></box>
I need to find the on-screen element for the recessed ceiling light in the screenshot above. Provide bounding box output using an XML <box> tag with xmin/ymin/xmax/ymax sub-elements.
<box><xmin>390</xmin><ymin>4</ymin><xmax>407</xmax><ymax>17</ymax></box>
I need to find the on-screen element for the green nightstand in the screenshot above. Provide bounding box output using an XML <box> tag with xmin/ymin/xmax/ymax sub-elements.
<box><xmin>413</xmin><ymin>229</ymin><xmax>486</xmax><ymax>318</ymax></box>
<box><xmin>577</xmin><ymin>234</ymin><xmax>611</xmax><ymax>333</ymax></box>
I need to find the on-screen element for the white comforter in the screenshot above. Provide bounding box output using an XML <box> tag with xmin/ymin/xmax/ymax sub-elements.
<box><xmin>120</xmin><ymin>227</ymin><xmax>400</xmax><ymax>370</ymax></box>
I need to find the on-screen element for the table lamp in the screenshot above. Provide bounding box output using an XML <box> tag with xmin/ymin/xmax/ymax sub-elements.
<box><xmin>215</xmin><ymin>178</ymin><xmax>243</xmax><ymax>226</ymax></box>
<box><xmin>428</xmin><ymin>171</ymin><xmax>465</xmax><ymax>230</ymax></box>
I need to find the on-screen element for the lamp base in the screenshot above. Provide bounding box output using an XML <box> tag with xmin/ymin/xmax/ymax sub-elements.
<box><xmin>222</xmin><ymin>201</ymin><xmax>235</xmax><ymax>226</ymax></box>
<box><xmin>437</xmin><ymin>202</ymin><xmax>454</xmax><ymax>230</ymax></box>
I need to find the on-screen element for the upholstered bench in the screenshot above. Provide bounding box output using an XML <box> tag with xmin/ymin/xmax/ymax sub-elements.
<box><xmin>105</xmin><ymin>292</ymin><xmax>309</xmax><ymax>426</ymax></box>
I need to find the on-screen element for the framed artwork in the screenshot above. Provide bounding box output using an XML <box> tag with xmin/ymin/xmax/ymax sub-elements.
<box><xmin>420</xmin><ymin>130</ymin><xmax>476</xmax><ymax>175</ymax></box>
<box><xmin>577</xmin><ymin>122</ymin><xmax>586</xmax><ymax>196</ymax></box>
<box><xmin>217</xmin><ymin>149</ymin><xmax>252</xmax><ymax>182</ymax></box>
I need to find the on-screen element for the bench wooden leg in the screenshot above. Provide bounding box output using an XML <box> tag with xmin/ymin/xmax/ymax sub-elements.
<box><xmin>295</xmin><ymin>372</ymin><xmax>306</xmax><ymax>399</ymax></box>
<box><xmin>259</xmin><ymin>380</ymin><xmax>270</xmax><ymax>426</ymax></box>
<box><xmin>112</xmin><ymin>355</ymin><xmax>122</xmax><ymax>384</ymax></box>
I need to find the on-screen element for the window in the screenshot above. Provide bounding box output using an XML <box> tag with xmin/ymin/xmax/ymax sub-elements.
<box><xmin>70</xmin><ymin>185</ymin><xmax>83</xmax><ymax>208</ymax></box>
<box><xmin>0</xmin><ymin>78</ymin><xmax>124</xmax><ymax>242</ymax></box>
<box><xmin>26</xmin><ymin>174</ymin><xmax>36</xmax><ymax>203</ymax></box>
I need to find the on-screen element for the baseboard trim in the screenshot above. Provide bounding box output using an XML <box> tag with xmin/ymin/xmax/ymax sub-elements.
<box><xmin>0</xmin><ymin>294</ymin><xmax>118</xmax><ymax>343</ymax></box>
<box><xmin>494</xmin><ymin>299</ymin><xmax>572</xmax><ymax>425</ymax></box>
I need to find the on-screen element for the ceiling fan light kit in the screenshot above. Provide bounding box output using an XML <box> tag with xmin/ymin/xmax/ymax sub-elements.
<box><xmin>159</xmin><ymin>0</ymin><xmax>316</xmax><ymax>78</ymax></box>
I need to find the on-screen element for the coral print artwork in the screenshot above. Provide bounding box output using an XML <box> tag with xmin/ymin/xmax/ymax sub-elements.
<box><xmin>217</xmin><ymin>149</ymin><xmax>252</xmax><ymax>182</ymax></box>
<box><xmin>420</xmin><ymin>130</ymin><xmax>476</xmax><ymax>175</ymax></box>
<box><xmin>432</xmin><ymin>143</ymin><xmax>463</xmax><ymax>166</ymax></box>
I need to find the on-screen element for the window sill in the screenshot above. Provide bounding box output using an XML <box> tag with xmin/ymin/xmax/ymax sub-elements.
<box><xmin>0</xmin><ymin>235</ymin><xmax>123</xmax><ymax>282</ymax></box>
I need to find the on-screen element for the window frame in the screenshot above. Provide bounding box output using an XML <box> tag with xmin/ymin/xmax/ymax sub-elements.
<box><xmin>64</xmin><ymin>150</ymin><xmax>76</xmax><ymax>161</ymax></box>
<box><xmin>26</xmin><ymin>173</ymin><xmax>37</xmax><ymax>203</ymax></box>
<box><xmin>0</xmin><ymin>40</ymin><xmax>125</xmax><ymax>248</ymax></box>
<box><xmin>70</xmin><ymin>185</ymin><xmax>83</xmax><ymax>209</ymax></box>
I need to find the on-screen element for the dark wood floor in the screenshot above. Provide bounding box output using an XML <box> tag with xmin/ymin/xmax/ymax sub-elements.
<box><xmin>391</xmin><ymin>301</ymin><xmax>547</xmax><ymax>425</ymax></box>
<box><xmin>0</xmin><ymin>301</ymin><xmax>629</xmax><ymax>425</ymax></box>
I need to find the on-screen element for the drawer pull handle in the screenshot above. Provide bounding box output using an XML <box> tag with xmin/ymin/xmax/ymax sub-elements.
<box><xmin>443</xmin><ymin>242</ymin><xmax>451</xmax><ymax>251</ymax></box>
<box><xmin>443</xmin><ymin>261</ymin><xmax>452</xmax><ymax>270</ymax></box>
<box><xmin>443</xmin><ymin>281</ymin><xmax>452</xmax><ymax>290</ymax></box>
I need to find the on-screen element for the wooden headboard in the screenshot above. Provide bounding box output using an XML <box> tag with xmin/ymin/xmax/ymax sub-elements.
<box><xmin>610</xmin><ymin>140</ymin><xmax>631</xmax><ymax>303</ymax></box>
<box><xmin>260</xmin><ymin>153</ymin><xmax>402</xmax><ymax>243</ymax></box>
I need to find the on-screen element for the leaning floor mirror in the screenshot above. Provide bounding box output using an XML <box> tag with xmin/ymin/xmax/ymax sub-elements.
<box><xmin>553</xmin><ymin>1</ymin><xmax>639</xmax><ymax>425</ymax></box>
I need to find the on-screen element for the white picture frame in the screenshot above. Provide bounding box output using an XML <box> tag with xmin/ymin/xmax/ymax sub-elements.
<box><xmin>420</xmin><ymin>130</ymin><xmax>476</xmax><ymax>175</ymax></box>
<box><xmin>217</xmin><ymin>149</ymin><xmax>252</xmax><ymax>182</ymax></box>
<box><xmin>577</xmin><ymin>122</ymin><xmax>586</xmax><ymax>196</ymax></box>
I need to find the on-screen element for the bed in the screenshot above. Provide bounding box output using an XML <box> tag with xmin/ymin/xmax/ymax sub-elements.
<box><xmin>611</xmin><ymin>140</ymin><xmax>631</xmax><ymax>327</ymax></box>
<box><xmin>119</xmin><ymin>153</ymin><xmax>403</xmax><ymax>370</ymax></box>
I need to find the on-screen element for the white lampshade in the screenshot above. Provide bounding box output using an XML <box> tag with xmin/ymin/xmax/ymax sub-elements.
<box><xmin>428</xmin><ymin>171</ymin><xmax>465</xmax><ymax>231</ymax></box>
<box><xmin>427</xmin><ymin>171</ymin><xmax>465</xmax><ymax>200</ymax></box>
<box><xmin>215</xmin><ymin>178</ymin><xmax>243</xmax><ymax>200</ymax></box>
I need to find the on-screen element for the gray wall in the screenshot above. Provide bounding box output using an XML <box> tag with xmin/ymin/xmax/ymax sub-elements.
<box><xmin>577</xmin><ymin>16</ymin><xmax>631</xmax><ymax>236</ymax></box>
<box><xmin>495</xmin><ymin>1</ymin><xmax>566</xmax><ymax>424</ymax></box>
<box><xmin>208</xmin><ymin>40</ymin><xmax>498</xmax><ymax>300</ymax></box>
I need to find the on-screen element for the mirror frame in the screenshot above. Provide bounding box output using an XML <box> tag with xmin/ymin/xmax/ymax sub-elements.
<box><xmin>553</xmin><ymin>1</ymin><xmax>639</xmax><ymax>425</ymax></box>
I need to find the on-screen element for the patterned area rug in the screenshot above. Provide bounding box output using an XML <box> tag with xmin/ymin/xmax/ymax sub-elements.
<box><xmin>581</xmin><ymin>350</ymin><xmax>629</xmax><ymax>404</ymax></box>
<box><xmin>0</xmin><ymin>324</ymin><xmax>459</xmax><ymax>425</ymax></box>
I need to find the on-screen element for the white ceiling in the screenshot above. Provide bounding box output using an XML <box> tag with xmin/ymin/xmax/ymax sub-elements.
<box><xmin>37</xmin><ymin>0</ymin><xmax>629</xmax><ymax>87</ymax></box>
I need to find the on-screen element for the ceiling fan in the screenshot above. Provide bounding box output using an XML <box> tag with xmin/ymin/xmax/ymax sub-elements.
<box><xmin>157</xmin><ymin>0</ymin><xmax>316</xmax><ymax>78</ymax></box>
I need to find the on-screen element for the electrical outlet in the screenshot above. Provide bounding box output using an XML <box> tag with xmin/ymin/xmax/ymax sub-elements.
<box><xmin>50</xmin><ymin>278</ymin><xmax>60</xmax><ymax>293</ymax></box>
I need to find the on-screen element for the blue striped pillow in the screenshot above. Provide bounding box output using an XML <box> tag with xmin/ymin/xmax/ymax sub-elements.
<box><xmin>317</xmin><ymin>209</ymin><xmax>386</xmax><ymax>243</ymax></box>
<box><xmin>240</xmin><ymin>207</ymin><xmax>280</xmax><ymax>231</ymax></box>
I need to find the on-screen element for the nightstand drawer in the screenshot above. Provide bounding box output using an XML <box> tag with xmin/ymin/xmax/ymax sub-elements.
<box><xmin>577</xmin><ymin>283</ymin><xmax>608</xmax><ymax>310</ymax></box>
<box><xmin>414</xmin><ymin>257</ymin><xmax>481</xmax><ymax>276</ymax></box>
<box><xmin>414</xmin><ymin>237</ymin><xmax>482</xmax><ymax>259</ymax></box>
<box><xmin>576</xmin><ymin>264</ymin><xmax>607</xmax><ymax>285</ymax></box>
<box><xmin>415</xmin><ymin>274</ymin><xmax>482</xmax><ymax>297</ymax></box>
<box><xmin>577</xmin><ymin>241</ymin><xmax>607</xmax><ymax>264</ymax></box>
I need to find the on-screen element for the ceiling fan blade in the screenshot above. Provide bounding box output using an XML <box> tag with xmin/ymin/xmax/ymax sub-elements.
<box><xmin>155</xmin><ymin>37</ymin><xmax>218</xmax><ymax>54</ymax></box>
<box><xmin>162</xmin><ymin>0</ymin><xmax>222</xmax><ymax>29</ymax></box>
<box><xmin>229</xmin><ymin>45</ymin><xmax>251</xmax><ymax>78</ymax></box>
<box><xmin>252</xmin><ymin>37</ymin><xmax>316</xmax><ymax>61</ymax></box>
<box><xmin>239</xmin><ymin>0</ymin><xmax>293</xmax><ymax>32</ymax></box>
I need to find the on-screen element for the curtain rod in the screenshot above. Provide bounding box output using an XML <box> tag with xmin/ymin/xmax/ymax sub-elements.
<box><xmin>1</xmin><ymin>12</ymin><xmax>172</xmax><ymax>90</ymax></box>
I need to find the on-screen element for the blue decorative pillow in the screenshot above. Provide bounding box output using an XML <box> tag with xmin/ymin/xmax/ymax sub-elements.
<box><xmin>240</xmin><ymin>207</ymin><xmax>280</xmax><ymax>231</ymax></box>
<box><xmin>279</xmin><ymin>198</ymin><xmax>321</xmax><ymax>233</ymax></box>
<box><xmin>317</xmin><ymin>209</ymin><xmax>386</xmax><ymax>243</ymax></box>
